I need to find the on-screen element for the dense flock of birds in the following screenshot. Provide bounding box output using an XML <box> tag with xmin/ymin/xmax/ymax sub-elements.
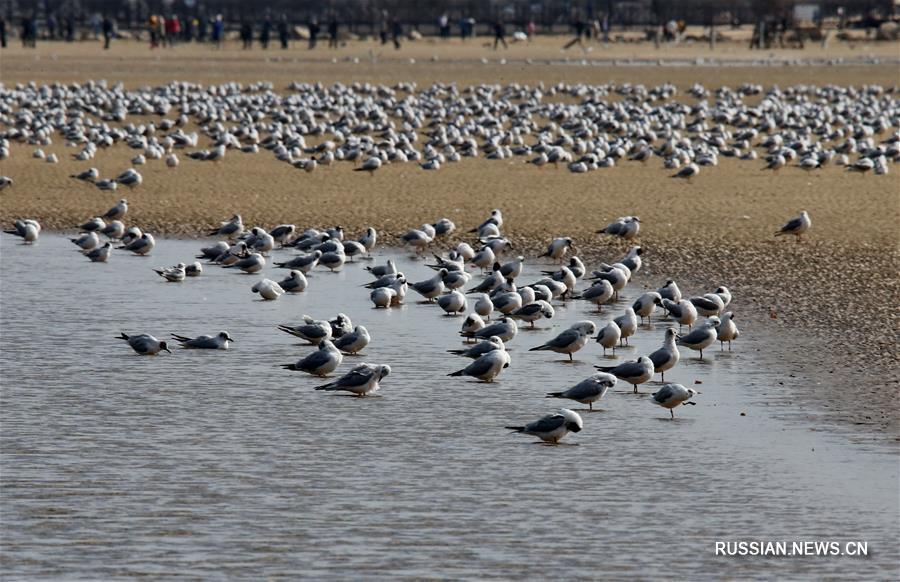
<box><xmin>0</xmin><ymin>79</ymin><xmax>897</xmax><ymax>187</ymax></box>
<box><xmin>1</xmin><ymin>77</ymin><xmax>887</xmax><ymax>443</ymax></box>
<box><xmin>15</xmin><ymin>198</ymin><xmax>805</xmax><ymax>444</ymax></box>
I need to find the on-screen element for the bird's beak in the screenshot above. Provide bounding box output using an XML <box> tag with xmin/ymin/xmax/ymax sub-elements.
<box><xmin>164</xmin><ymin>347</ymin><xmax>173</xmax><ymax>354</ymax></box>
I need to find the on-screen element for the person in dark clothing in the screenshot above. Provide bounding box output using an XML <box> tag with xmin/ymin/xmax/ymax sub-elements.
<box><xmin>278</xmin><ymin>15</ymin><xmax>289</xmax><ymax>49</ymax></box>
<box><xmin>391</xmin><ymin>18</ymin><xmax>402</xmax><ymax>50</ymax></box>
<box><xmin>22</xmin><ymin>17</ymin><xmax>36</xmax><ymax>48</ymax></box>
<box><xmin>380</xmin><ymin>13</ymin><xmax>389</xmax><ymax>45</ymax></box>
<box><xmin>0</xmin><ymin>19</ymin><xmax>6</xmax><ymax>48</ymax></box>
<box><xmin>260</xmin><ymin>17</ymin><xmax>271</xmax><ymax>49</ymax></box>
<box><xmin>563</xmin><ymin>18</ymin><xmax>585</xmax><ymax>49</ymax></box>
<box><xmin>66</xmin><ymin>17</ymin><xmax>75</xmax><ymax>42</ymax></box>
<box><xmin>308</xmin><ymin>19</ymin><xmax>319</xmax><ymax>49</ymax></box>
<box><xmin>47</xmin><ymin>15</ymin><xmax>57</xmax><ymax>39</ymax></box>
<box><xmin>328</xmin><ymin>17</ymin><xmax>338</xmax><ymax>49</ymax></box>
<box><xmin>492</xmin><ymin>21</ymin><xmax>507</xmax><ymax>50</ymax></box>
<box><xmin>241</xmin><ymin>21</ymin><xmax>252</xmax><ymax>49</ymax></box>
<box><xmin>102</xmin><ymin>16</ymin><xmax>113</xmax><ymax>49</ymax></box>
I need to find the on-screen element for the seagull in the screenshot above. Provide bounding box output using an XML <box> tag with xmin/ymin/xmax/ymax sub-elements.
<box><xmin>433</xmin><ymin>218</ymin><xmax>456</xmax><ymax>237</ymax></box>
<box><xmin>117</xmin><ymin>332</ymin><xmax>171</xmax><ymax>355</ymax></box>
<box><xmin>281</xmin><ymin>340</ymin><xmax>343</xmax><ymax>377</ymax></box>
<box><xmin>354</xmin><ymin>156</ymin><xmax>382</xmax><ymax>175</ymax></box>
<box><xmin>474</xmin><ymin>294</ymin><xmax>494</xmax><ymax>318</ymax></box>
<box><xmin>100</xmin><ymin>220</ymin><xmax>125</xmax><ymax>240</ymax></box>
<box><xmin>153</xmin><ymin>263</ymin><xmax>186</xmax><ymax>282</ymax></box>
<box><xmin>546</xmin><ymin>373</ymin><xmax>617</xmax><ymax>411</ymax></box>
<box><xmin>715</xmin><ymin>311</ymin><xmax>739</xmax><ymax>350</ymax></box>
<box><xmin>775</xmin><ymin>210</ymin><xmax>811</xmax><ymax>242</ymax></box>
<box><xmin>79</xmin><ymin>217</ymin><xmax>106</xmax><ymax>232</ymax></box>
<box><xmin>95</xmin><ymin>179</ymin><xmax>118</xmax><ymax>191</ymax></box>
<box><xmin>278</xmin><ymin>270</ymin><xmax>308</xmax><ymax>293</ymax></box>
<box><xmin>274</xmin><ymin>251</ymin><xmax>321</xmax><ymax>273</ymax></box>
<box><xmin>648</xmin><ymin>328</ymin><xmax>681</xmax><ymax>381</ymax></box>
<box><xmin>672</xmin><ymin>162</ymin><xmax>699</xmax><ymax>181</ymax></box>
<box><xmin>333</xmin><ymin>326</ymin><xmax>371</xmax><ymax>355</ymax></box>
<box><xmin>410</xmin><ymin>269</ymin><xmax>447</xmax><ymax>301</ymax></box>
<box><xmin>197</xmin><ymin>241</ymin><xmax>230</xmax><ymax>260</ymax></box>
<box><xmin>170</xmin><ymin>331</ymin><xmax>234</xmax><ymax>350</ymax></box>
<box><xmin>71</xmin><ymin>231</ymin><xmax>100</xmax><ymax>251</ymax></box>
<box><xmin>223</xmin><ymin>252</ymin><xmax>265</xmax><ymax>273</ymax></box>
<box><xmin>541</xmin><ymin>237</ymin><xmax>573</xmax><ymax>261</ymax></box>
<box><xmin>118</xmin><ymin>233</ymin><xmax>155</xmax><ymax>256</ymax></box>
<box><xmin>596</xmin><ymin>216</ymin><xmax>640</xmax><ymax>240</ymax></box>
<box><xmin>594</xmin><ymin>320</ymin><xmax>621</xmax><ymax>356</ymax></box>
<box><xmin>661</xmin><ymin>298</ymin><xmax>697</xmax><ymax>330</ymax></box>
<box><xmin>102</xmin><ymin>198</ymin><xmax>128</xmax><ymax>221</ymax></box>
<box><xmin>210</xmin><ymin>214</ymin><xmax>244</xmax><ymax>239</ymax></box>
<box><xmin>613</xmin><ymin>307</ymin><xmax>638</xmax><ymax>346</ymax></box>
<box><xmin>329</xmin><ymin>313</ymin><xmax>353</xmax><ymax>338</ymax></box>
<box><xmin>315</xmin><ymin>363</ymin><xmax>391</xmax><ymax>396</ymax></box>
<box><xmin>4</xmin><ymin>219</ymin><xmax>40</xmax><ymax>243</ymax></box>
<box><xmin>448</xmin><ymin>349</ymin><xmax>511</xmax><ymax>383</ymax></box>
<box><xmin>675</xmin><ymin>317</ymin><xmax>720</xmax><ymax>359</ymax></box>
<box><xmin>365</xmin><ymin>259</ymin><xmax>397</xmax><ymax>278</ymax></box>
<box><xmin>658</xmin><ymin>279</ymin><xmax>682</xmax><ymax>303</ymax></box>
<box><xmin>596</xmin><ymin>356</ymin><xmax>655</xmax><ymax>393</ymax></box>
<box><xmin>277</xmin><ymin>316</ymin><xmax>333</xmax><ymax>344</ymax></box>
<box><xmin>505</xmin><ymin>409</ymin><xmax>583</xmax><ymax>444</ymax></box>
<box><xmin>84</xmin><ymin>241</ymin><xmax>112</xmax><ymax>262</ymax></box>
<box><xmin>651</xmin><ymin>384</ymin><xmax>698</xmax><ymax>419</ymax></box>
<box><xmin>251</xmin><ymin>278</ymin><xmax>284</xmax><ymax>300</ymax></box>
<box><xmin>632</xmin><ymin>292</ymin><xmax>662</xmax><ymax>324</ymax></box>
<box><xmin>0</xmin><ymin>176</ymin><xmax>13</xmax><ymax>190</ymax></box>
<box><xmin>71</xmin><ymin>167</ymin><xmax>99</xmax><ymax>182</ymax></box>
<box><xmin>500</xmin><ymin>256</ymin><xmax>526</xmax><ymax>280</ymax></box>
<box><xmin>577</xmin><ymin>279</ymin><xmax>614</xmax><ymax>312</ymax></box>
<box><xmin>185</xmin><ymin>262</ymin><xmax>203</xmax><ymax>277</ymax></box>
<box><xmin>529</xmin><ymin>321</ymin><xmax>596</xmax><ymax>361</ymax></box>
<box><xmin>437</xmin><ymin>290</ymin><xmax>468</xmax><ymax>315</ymax></box>
<box><xmin>447</xmin><ymin>335</ymin><xmax>504</xmax><ymax>359</ymax></box>
<box><xmin>689</xmin><ymin>293</ymin><xmax>725</xmax><ymax>317</ymax></box>
<box><xmin>114</xmin><ymin>168</ymin><xmax>143</xmax><ymax>188</ymax></box>
<box><xmin>508</xmin><ymin>300</ymin><xmax>554</xmax><ymax>328</ymax></box>
<box><xmin>370</xmin><ymin>286</ymin><xmax>398</xmax><ymax>308</ymax></box>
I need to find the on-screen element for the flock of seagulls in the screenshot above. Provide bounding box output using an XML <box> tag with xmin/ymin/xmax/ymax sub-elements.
<box><xmin>8</xmin><ymin>194</ymin><xmax>769</xmax><ymax>443</ymax></box>
<box><xmin>5</xmin><ymin>77</ymin><xmax>884</xmax><ymax>444</ymax></box>
<box><xmin>0</xmin><ymin>80</ymin><xmax>896</xmax><ymax>191</ymax></box>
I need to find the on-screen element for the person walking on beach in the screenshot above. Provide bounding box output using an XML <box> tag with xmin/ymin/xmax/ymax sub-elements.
<box><xmin>278</xmin><ymin>15</ymin><xmax>289</xmax><ymax>49</ymax></box>
<box><xmin>0</xmin><ymin>19</ymin><xmax>7</xmax><ymax>48</ymax></box>
<box><xmin>21</xmin><ymin>16</ymin><xmax>36</xmax><ymax>48</ymax></box>
<box><xmin>65</xmin><ymin>16</ymin><xmax>75</xmax><ymax>42</ymax></box>
<box><xmin>379</xmin><ymin>12</ymin><xmax>389</xmax><ymax>45</ymax></box>
<box><xmin>439</xmin><ymin>13</ymin><xmax>450</xmax><ymax>39</ymax></box>
<box><xmin>391</xmin><ymin>17</ymin><xmax>402</xmax><ymax>50</ymax></box>
<box><xmin>241</xmin><ymin>20</ymin><xmax>252</xmax><ymax>49</ymax></box>
<box><xmin>261</xmin><ymin>16</ymin><xmax>272</xmax><ymax>49</ymax></box>
<box><xmin>492</xmin><ymin>20</ymin><xmax>508</xmax><ymax>50</ymax></box>
<box><xmin>166</xmin><ymin>15</ymin><xmax>180</xmax><ymax>47</ymax></box>
<box><xmin>308</xmin><ymin>18</ymin><xmax>319</xmax><ymax>49</ymax></box>
<box><xmin>102</xmin><ymin>15</ymin><xmax>113</xmax><ymax>49</ymax></box>
<box><xmin>563</xmin><ymin>17</ymin><xmax>585</xmax><ymax>50</ymax></box>
<box><xmin>212</xmin><ymin>15</ymin><xmax>223</xmax><ymax>49</ymax></box>
<box><xmin>328</xmin><ymin>17</ymin><xmax>338</xmax><ymax>49</ymax></box>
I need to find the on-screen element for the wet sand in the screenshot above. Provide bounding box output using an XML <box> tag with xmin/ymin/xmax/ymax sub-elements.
<box><xmin>0</xmin><ymin>42</ymin><xmax>898</xmax><ymax>438</ymax></box>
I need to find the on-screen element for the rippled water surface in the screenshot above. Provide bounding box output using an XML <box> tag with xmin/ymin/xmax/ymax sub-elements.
<box><xmin>2</xmin><ymin>235</ymin><xmax>897</xmax><ymax>578</ymax></box>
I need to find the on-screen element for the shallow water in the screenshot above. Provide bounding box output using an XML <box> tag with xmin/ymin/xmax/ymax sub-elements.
<box><xmin>1</xmin><ymin>234</ymin><xmax>897</xmax><ymax>578</ymax></box>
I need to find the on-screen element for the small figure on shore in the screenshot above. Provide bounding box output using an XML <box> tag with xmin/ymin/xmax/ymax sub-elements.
<box><xmin>492</xmin><ymin>20</ymin><xmax>508</xmax><ymax>50</ymax></box>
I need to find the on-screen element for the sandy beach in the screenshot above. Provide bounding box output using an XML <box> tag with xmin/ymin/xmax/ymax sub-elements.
<box><xmin>1</xmin><ymin>40</ymin><xmax>898</xmax><ymax>438</ymax></box>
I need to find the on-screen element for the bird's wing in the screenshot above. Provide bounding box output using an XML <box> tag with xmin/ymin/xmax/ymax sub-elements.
<box><xmin>524</xmin><ymin>414</ymin><xmax>566</xmax><ymax>433</ymax></box>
